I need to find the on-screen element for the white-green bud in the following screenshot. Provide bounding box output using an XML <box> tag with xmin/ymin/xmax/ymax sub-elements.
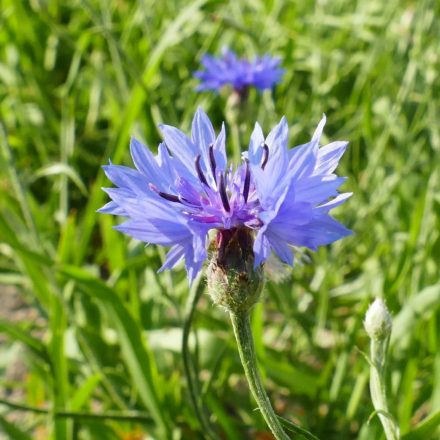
<box><xmin>364</xmin><ymin>298</ymin><xmax>392</xmax><ymax>340</ymax></box>
<box><xmin>207</xmin><ymin>228</ymin><xmax>263</xmax><ymax>313</ymax></box>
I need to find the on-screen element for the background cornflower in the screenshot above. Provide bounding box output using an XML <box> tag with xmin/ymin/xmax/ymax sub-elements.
<box><xmin>194</xmin><ymin>48</ymin><xmax>285</xmax><ymax>93</ymax></box>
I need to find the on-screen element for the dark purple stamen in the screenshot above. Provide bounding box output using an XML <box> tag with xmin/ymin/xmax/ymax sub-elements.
<box><xmin>158</xmin><ymin>192</ymin><xmax>182</xmax><ymax>203</ymax></box>
<box><xmin>243</xmin><ymin>159</ymin><xmax>250</xmax><ymax>203</ymax></box>
<box><xmin>219</xmin><ymin>173</ymin><xmax>231</xmax><ymax>212</ymax></box>
<box><xmin>208</xmin><ymin>143</ymin><xmax>216</xmax><ymax>181</ymax></box>
<box><xmin>261</xmin><ymin>143</ymin><xmax>269</xmax><ymax>170</ymax></box>
<box><xmin>195</xmin><ymin>155</ymin><xmax>209</xmax><ymax>186</ymax></box>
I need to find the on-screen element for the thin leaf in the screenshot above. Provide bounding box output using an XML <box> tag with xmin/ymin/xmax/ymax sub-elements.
<box><xmin>58</xmin><ymin>264</ymin><xmax>170</xmax><ymax>437</ymax></box>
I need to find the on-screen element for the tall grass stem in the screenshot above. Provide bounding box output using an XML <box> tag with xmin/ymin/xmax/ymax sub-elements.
<box><xmin>182</xmin><ymin>281</ymin><xmax>219</xmax><ymax>439</ymax></box>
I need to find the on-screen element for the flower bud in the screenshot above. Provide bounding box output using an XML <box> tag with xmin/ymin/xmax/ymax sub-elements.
<box><xmin>207</xmin><ymin>228</ymin><xmax>263</xmax><ymax>313</ymax></box>
<box><xmin>364</xmin><ymin>298</ymin><xmax>392</xmax><ymax>340</ymax></box>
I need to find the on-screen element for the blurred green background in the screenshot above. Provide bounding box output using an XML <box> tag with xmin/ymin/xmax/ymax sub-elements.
<box><xmin>0</xmin><ymin>0</ymin><xmax>439</xmax><ymax>439</ymax></box>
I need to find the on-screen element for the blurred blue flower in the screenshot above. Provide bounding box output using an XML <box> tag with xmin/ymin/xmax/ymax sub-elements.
<box><xmin>99</xmin><ymin>108</ymin><xmax>351</xmax><ymax>283</ymax></box>
<box><xmin>194</xmin><ymin>48</ymin><xmax>284</xmax><ymax>93</ymax></box>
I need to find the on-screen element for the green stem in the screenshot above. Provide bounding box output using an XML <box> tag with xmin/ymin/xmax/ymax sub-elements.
<box><xmin>229</xmin><ymin>311</ymin><xmax>290</xmax><ymax>440</ymax></box>
<box><xmin>225</xmin><ymin>90</ymin><xmax>248</xmax><ymax>163</ymax></box>
<box><xmin>0</xmin><ymin>398</ymin><xmax>153</xmax><ymax>424</ymax></box>
<box><xmin>278</xmin><ymin>416</ymin><xmax>320</xmax><ymax>440</ymax></box>
<box><xmin>369</xmin><ymin>338</ymin><xmax>400</xmax><ymax>440</ymax></box>
<box><xmin>182</xmin><ymin>281</ymin><xmax>219</xmax><ymax>440</ymax></box>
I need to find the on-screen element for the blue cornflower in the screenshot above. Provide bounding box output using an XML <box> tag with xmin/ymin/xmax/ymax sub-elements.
<box><xmin>194</xmin><ymin>48</ymin><xmax>284</xmax><ymax>93</ymax></box>
<box><xmin>99</xmin><ymin>108</ymin><xmax>352</xmax><ymax>283</ymax></box>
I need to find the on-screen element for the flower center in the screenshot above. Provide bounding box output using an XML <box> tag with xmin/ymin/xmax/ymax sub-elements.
<box><xmin>150</xmin><ymin>143</ymin><xmax>271</xmax><ymax>231</ymax></box>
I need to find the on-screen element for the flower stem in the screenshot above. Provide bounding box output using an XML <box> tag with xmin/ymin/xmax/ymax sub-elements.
<box><xmin>229</xmin><ymin>310</ymin><xmax>290</xmax><ymax>440</ymax></box>
<box><xmin>182</xmin><ymin>280</ymin><xmax>219</xmax><ymax>440</ymax></box>
<box><xmin>369</xmin><ymin>338</ymin><xmax>400</xmax><ymax>440</ymax></box>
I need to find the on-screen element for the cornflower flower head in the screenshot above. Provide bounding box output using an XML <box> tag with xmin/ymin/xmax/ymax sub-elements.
<box><xmin>99</xmin><ymin>108</ymin><xmax>352</xmax><ymax>285</ymax></box>
<box><xmin>194</xmin><ymin>48</ymin><xmax>284</xmax><ymax>94</ymax></box>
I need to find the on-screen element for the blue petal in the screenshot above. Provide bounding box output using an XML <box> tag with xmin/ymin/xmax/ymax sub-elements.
<box><xmin>190</xmin><ymin>227</ymin><xmax>208</xmax><ymax>264</ymax></box>
<box><xmin>288</xmin><ymin>142</ymin><xmax>317</xmax><ymax>181</ymax></box>
<box><xmin>185</xmin><ymin>257</ymin><xmax>204</xmax><ymax>285</ymax></box>
<box><xmin>158</xmin><ymin>244</ymin><xmax>186</xmax><ymax>272</ymax></box>
<box><xmin>249</xmin><ymin>117</ymin><xmax>290</xmax><ymax>211</ymax></box>
<box><xmin>213</xmin><ymin>122</ymin><xmax>227</xmax><ymax>173</ymax></box>
<box><xmin>262</xmin><ymin>116</ymin><xmax>289</xmax><ymax>185</ymax></box>
<box><xmin>102</xmin><ymin>187</ymin><xmax>139</xmax><ymax>207</ymax></box>
<box><xmin>175</xmin><ymin>178</ymin><xmax>202</xmax><ymax>204</ymax></box>
<box><xmin>317</xmin><ymin>192</ymin><xmax>352</xmax><ymax>212</ymax></box>
<box><xmin>191</xmin><ymin>108</ymin><xmax>219</xmax><ymax>186</ymax></box>
<box><xmin>248</xmin><ymin>122</ymin><xmax>264</xmax><ymax>165</ymax></box>
<box><xmin>102</xmin><ymin>164</ymin><xmax>150</xmax><ymax>196</ymax></box>
<box><xmin>267</xmin><ymin>212</ymin><xmax>352</xmax><ymax>250</ymax></box>
<box><xmin>182</xmin><ymin>241</ymin><xmax>205</xmax><ymax>284</ymax></box>
<box><xmin>311</xmin><ymin>114</ymin><xmax>326</xmax><ymax>144</ymax></box>
<box><xmin>130</xmin><ymin>138</ymin><xmax>165</xmax><ymax>187</ymax></box>
<box><xmin>156</xmin><ymin>142</ymin><xmax>198</xmax><ymax>188</ymax></box>
<box><xmin>159</xmin><ymin>124</ymin><xmax>198</xmax><ymax>173</ymax></box>
<box><xmin>265</xmin><ymin>116</ymin><xmax>288</xmax><ymax>164</ymax></box>
<box><xmin>251</xmin><ymin>163</ymin><xmax>290</xmax><ymax>213</ymax></box>
<box><xmin>192</xmin><ymin>107</ymin><xmax>215</xmax><ymax>153</ymax></box>
<box><xmin>106</xmin><ymin>191</ymin><xmax>182</xmax><ymax>222</ymax></box>
<box><xmin>314</xmin><ymin>141</ymin><xmax>348</xmax><ymax>175</ymax></box>
<box><xmin>97</xmin><ymin>201</ymin><xmax>127</xmax><ymax>215</ymax></box>
<box><xmin>293</xmin><ymin>175</ymin><xmax>347</xmax><ymax>204</ymax></box>
<box><xmin>114</xmin><ymin>219</ymin><xmax>191</xmax><ymax>245</ymax></box>
<box><xmin>269</xmin><ymin>201</ymin><xmax>314</xmax><ymax>227</ymax></box>
<box><xmin>287</xmin><ymin>116</ymin><xmax>326</xmax><ymax>181</ymax></box>
<box><xmin>156</xmin><ymin>143</ymin><xmax>176</xmax><ymax>185</ymax></box>
<box><xmin>265</xmin><ymin>232</ymin><xmax>294</xmax><ymax>266</ymax></box>
<box><xmin>253</xmin><ymin>229</ymin><xmax>271</xmax><ymax>267</ymax></box>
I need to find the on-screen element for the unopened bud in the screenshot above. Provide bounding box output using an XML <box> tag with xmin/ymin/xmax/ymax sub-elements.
<box><xmin>364</xmin><ymin>298</ymin><xmax>392</xmax><ymax>340</ymax></box>
<box><xmin>207</xmin><ymin>228</ymin><xmax>263</xmax><ymax>313</ymax></box>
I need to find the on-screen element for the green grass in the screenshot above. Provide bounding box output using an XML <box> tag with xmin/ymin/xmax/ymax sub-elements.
<box><xmin>0</xmin><ymin>0</ymin><xmax>439</xmax><ymax>439</ymax></box>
